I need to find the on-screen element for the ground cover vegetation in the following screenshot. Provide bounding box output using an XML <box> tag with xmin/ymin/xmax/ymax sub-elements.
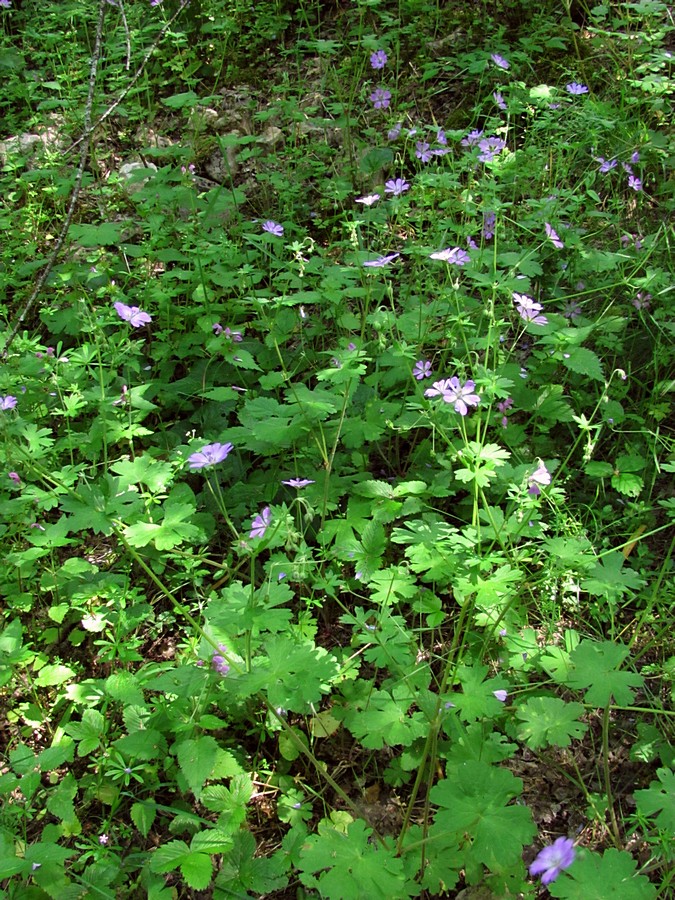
<box><xmin>0</xmin><ymin>0</ymin><xmax>674</xmax><ymax>896</ymax></box>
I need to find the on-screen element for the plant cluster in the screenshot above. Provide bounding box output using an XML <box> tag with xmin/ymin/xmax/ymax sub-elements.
<box><xmin>0</xmin><ymin>0</ymin><xmax>674</xmax><ymax>897</ymax></box>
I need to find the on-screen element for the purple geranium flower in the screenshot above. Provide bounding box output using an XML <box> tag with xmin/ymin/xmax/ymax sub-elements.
<box><xmin>437</xmin><ymin>128</ymin><xmax>447</xmax><ymax>145</ymax></box>
<box><xmin>513</xmin><ymin>293</ymin><xmax>548</xmax><ymax>326</ymax></box>
<box><xmin>282</xmin><ymin>478</ymin><xmax>315</xmax><ymax>488</ymax></box>
<box><xmin>424</xmin><ymin>376</ymin><xmax>480</xmax><ymax>415</ymax></box>
<box><xmin>187</xmin><ymin>442</ymin><xmax>234</xmax><ymax>470</ymax></box>
<box><xmin>628</xmin><ymin>175</ymin><xmax>642</xmax><ymax>191</ymax></box>
<box><xmin>429</xmin><ymin>246</ymin><xmax>470</xmax><ymax>266</ymax></box>
<box><xmin>262</xmin><ymin>220</ymin><xmax>283</xmax><ymax>236</ymax></box>
<box><xmin>384</xmin><ymin>178</ymin><xmax>410</xmax><ymax>196</ymax></box>
<box><xmin>491</xmin><ymin>53</ymin><xmax>510</xmax><ymax>70</ymax></box>
<box><xmin>212</xmin><ymin>322</ymin><xmax>224</xmax><ymax>335</ymax></box>
<box><xmin>370</xmin><ymin>88</ymin><xmax>391</xmax><ymax>109</ymax></box>
<box><xmin>461</xmin><ymin>128</ymin><xmax>484</xmax><ymax>147</ymax></box>
<box><xmin>0</xmin><ymin>395</ymin><xmax>18</xmax><ymax>410</ymax></box>
<box><xmin>413</xmin><ymin>360</ymin><xmax>432</xmax><ymax>380</ymax></box>
<box><xmin>493</xmin><ymin>91</ymin><xmax>507</xmax><ymax>111</ymax></box>
<box><xmin>363</xmin><ymin>252</ymin><xmax>400</xmax><ymax>268</ymax></box>
<box><xmin>545</xmin><ymin>222</ymin><xmax>564</xmax><ymax>249</ymax></box>
<box><xmin>355</xmin><ymin>193</ymin><xmax>381</xmax><ymax>206</ymax></box>
<box><xmin>250</xmin><ymin>506</ymin><xmax>271</xmax><ymax>539</ymax></box>
<box><xmin>370</xmin><ymin>49</ymin><xmax>387</xmax><ymax>69</ymax></box>
<box><xmin>387</xmin><ymin>122</ymin><xmax>402</xmax><ymax>140</ymax></box>
<box><xmin>415</xmin><ymin>141</ymin><xmax>433</xmax><ymax>163</ymax></box>
<box><xmin>596</xmin><ymin>156</ymin><xmax>617</xmax><ymax>174</ymax></box>
<box><xmin>114</xmin><ymin>302</ymin><xmax>152</xmax><ymax>328</ymax></box>
<box><xmin>566</xmin><ymin>82</ymin><xmax>588</xmax><ymax>94</ymax></box>
<box><xmin>493</xmin><ymin>689</ymin><xmax>508</xmax><ymax>702</ymax></box>
<box><xmin>0</xmin><ymin>1</ymin><xmax>12</xmax><ymax>8</ymax></box>
<box><xmin>483</xmin><ymin>211</ymin><xmax>496</xmax><ymax>240</ymax></box>
<box><xmin>8</xmin><ymin>471</ymin><xmax>21</xmax><ymax>484</ymax></box>
<box><xmin>529</xmin><ymin>837</ymin><xmax>576</xmax><ymax>885</ymax></box>
<box><xmin>528</xmin><ymin>460</ymin><xmax>551</xmax><ymax>496</ymax></box>
<box><xmin>478</xmin><ymin>136</ymin><xmax>507</xmax><ymax>163</ymax></box>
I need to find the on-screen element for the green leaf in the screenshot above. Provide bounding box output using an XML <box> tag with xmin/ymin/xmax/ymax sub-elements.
<box><xmin>581</xmin><ymin>552</ymin><xmax>645</xmax><ymax>600</ymax></box>
<box><xmin>430</xmin><ymin>760</ymin><xmax>536</xmax><ymax>869</ymax></box>
<box><xmin>359</xmin><ymin>146</ymin><xmax>394</xmax><ymax>175</ymax></box>
<box><xmin>549</xmin><ymin>847</ymin><xmax>656</xmax><ymax>899</ymax></box>
<box><xmin>65</xmin><ymin>709</ymin><xmax>105</xmax><ymax>756</ymax></box>
<box><xmin>111</xmin><ymin>455</ymin><xmax>174</xmax><ymax>492</ymax></box>
<box><xmin>563</xmin><ymin>346</ymin><xmax>604</xmax><ymax>381</ymax></box>
<box><xmin>634</xmin><ymin>768</ymin><xmax>675</xmax><ymax>831</ymax></box>
<box><xmin>131</xmin><ymin>801</ymin><xmax>157</xmax><ymax>837</ymax></box>
<box><xmin>70</xmin><ymin>221</ymin><xmax>130</xmax><ymax>247</ymax></box>
<box><xmin>516</xmin><ymin>697</ymin><xmax>588</xmax><ymax>749</ymax></box>
<box><xmin>151</xmin><ymin>840</ymin><xmax>191</xmax><ymax>873</ymax></box>
<box><xmin>562</xmin><ymin>640</ymin><xmax>643</xmax><ymax>706</ymax></box>
<box><xmin>175</xmin><ymin>737</ymin><xmax>219</xmax><ymax>799</ymax></box>
<box><xmin>298</xmin><ymin>819</ymin><xmax>414</xmax><ymax>899</ymax></box>
<box><xmin>341</xmin><ymin>685</ymin><xmax>427</xmax><ymax>750</ymax></box>
<box><xmin>35</xmin><ymin>664</ymin><xmax>76</xmax><ymax>687</ymax></box>
<box><xmin>180</xmin><ymin>853</ymin><xmax>213</xmax><ymax>890</ymax></box>
<box><xmin>161</xmin><ymin>90</ymin><xmax>200</xmax><ymax>108</ymax></box>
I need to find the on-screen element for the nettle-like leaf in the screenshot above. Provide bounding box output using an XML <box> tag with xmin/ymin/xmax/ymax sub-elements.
<box><xmin>634</xmin><ymin>768</ymin><xmax>675</xmax><ymax>832</ymax></box>
<box><xmin>562</xmin><ymin>346</ymin><xmax>604</xmax><ymax>381</ymax></box>
<box><xmin>131</xmin><ymin>800</ymin><xmax>157</xmax><ymax>838</ymax></box>
<box><xmin>430</xmin><ymin>760</ymin><xmax>536</xmax><ymax>870</ymax></box>
<box><xmin>150</xmin><ymin>830</ymin><xmax>232</xmax><ymax>891</ymax></box>
<box><xmin>548</xmin><ymin>848</ymin><xmax>656</xmax><ymax>899</ymax></box>
<box><xmin>516</xmin><ymin>696</ymin><xmax>588</xmax><ymax>749</ymax></box>
<box><xmin>175</xmin><ymin>736</ymin><xmax>219</xmax><ymax>799</ymax></box>
<box><xmin>298</xmin><ymin>818</ymin><xmax>414</xmax><ymax>899</ymax></box>
<box><xmin>65</xmin><ymin>709</ymin><xmax>106</xmax><ymax>757</ymax></box>
<box><xmin>561</xmin><ymin>640</ymin><xmax>643</xmax><ymax>706</ymax></box>
<box><xmin>216</xmin><ymin>829</ymin><xmax>288</xmax><ymax>897</ymax></box>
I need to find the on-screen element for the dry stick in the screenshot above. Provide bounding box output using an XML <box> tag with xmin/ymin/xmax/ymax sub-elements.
<box><xmin>2</xmin><ymin>0</ymin><xmax>191</xmax><ymax>358</ymax></box>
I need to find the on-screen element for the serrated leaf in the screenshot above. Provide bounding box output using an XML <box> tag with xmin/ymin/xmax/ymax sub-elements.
<box><xmin>35</xmin><ymin>664</ymin><xmax>76</xmax><ymax>687</ymax></box>
<box><xmin>549</xmin><ymin>847</ymin><xmax>656</xmax><ymax>899</ymax></box>
<box><xmin>563</xmin><ymin>346</ymin><xmax>604</xmax><ymax>381</ymax></box>
<box><xmin>175</xmin><ymin>737</ymin><xmax>218</xmax><ymax>799</ymax></box>
<box><xmin>563</xmin><ymin>640</ymin><xmax>643</xmax><ymax>706</ymax></box>
<box><xmin>634</xmin><ymin>768</ymin><xmax>675</xmax><ymax>831</ymax></box>
<box><xmin>180</xmin><ymin>853</ymin><xmax>213</xmax><ymax>890</ymax></box>
<box><xmin>131</xmin><ymin>801</ymin><xmax>157</xmax><ymax>837</ymax></box>
<box><xmin>150</xmin><ymin>840</ymin><xmax>191</xmax><ymax>873</ymax></box>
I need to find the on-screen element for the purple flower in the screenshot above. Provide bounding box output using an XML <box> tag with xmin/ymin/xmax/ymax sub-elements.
<box><xmin>369</xmin><ymin>88</ymin><xmax>391</xmax><ymax>109</ymax></box>
<box><xmin>493</xmin><ymin>91</ymin><xmax>507</xmax><ymax>111</ymax></box>
<box><xmin>150</xmin><ymin>0</ymin><xmax>163</xmax><ymax>6</ymax></box>
<box><xmin>212</xmin><ymin>322</ymin><xmax>223</xmax><ymax>335</ymax></box>
<box><xmin>628</xmin><ymin>175</ymin><xmax>642</xmax><ymax>192</ymax></box>
<box><xmin>262</xmin><ymin>220</ymin><xmax>284</xmax><ymax>237</ymax></box>
<box><xmin>466</xmin><ymin>236</ymin><xmax>478</xmax><ymax>250</ymax></box>
<box><xmin>528</xmin><ymin>460</ymin><xmax>551</xmax><ymax>496</ymax></box>
<box><xmin>478</xmin><ymin>136</ymin><xmax>507</xmax><ymax>163</ymax></box>
<box><xmin>545</xmin><ymin>222</ymin><xmax>564</xmax><ymax>249</ymax></box>
<box><xmin>622</xmin><ymin>162</ymin><xmax>633</xmax><ymax>175</ymax></box>
<box><xmin>493</xmin><ymin>689</ymin><xmax>508</xmax><ymax>702</ymax></box>
<box><xmin>250</xmin><ymin>506</ymin><xmax>271</xmax><ymax>539</ymax></box>
<box><xmin>370</xmin><ymin>49</ymin><xmax>388</xmax><ymax>69</ymax></box>
<box><xmin>566</xmin><ymin>82</ymin><xmax>588</xmax><ymax>94</ymax></box>
<box><xmin>363</xmin><ymin>252</ymin><xmax>400</xmax><ymax>268</ymax></box>
<box><xmin>491</xmin><ymin>53</ymin><xmax>510</xmax><ymax>70</ymax></box>
<box><xmin>355</xmin><ymin>193</ymin><xmax>381</xmax><ymax>206</ymax></box>
<box><xmin>384</xmin><ymin>178</ymin><xmax>410</xmax><ymax>196</ymax></box>
<box><xmin>114</xmin><ymin>302</ymin><xmax>152</xmax><ymax>328</ymax></box>
<box><xmin>631</xmin><ymin>151</ymin><xmax>640</xmax><ymax>163</ymax></box>
<box><xmin>212</xmin><ymin>645</ymin><xmax>230</xmax><ymax>676</ymax></box>
<box><xmin>482</xmin><ymin>211</ymin><xmax>496</xmax><ymax>240</ymax></box>
<box><xmin>437</xmin><ymin>128</ymin><xmax>447</xmax><ymax>145</ymax></box>
<box><xmin>461</xmin><ymin>128</ymin><xmax>483</xmax><ymax>147</ymax></box>
<box><xmin>513</xmin><ymin>293</ymin><xmax>548</xmax><ymax>326</ymax></box>
<box><xmin>529</xmin><ymin>837</ymin><xmax>576</xmax><ymax>885</ymax></box>
<box><xmin>596</xmin><ymin>156</ymin><xmax>617</xmax><ymax>174</ymax></box>
<box><xmin>98</xmin><ymin>834</ymin><xmax>109</xmax><ymax>846</ymax></box>
<box><xmin>282</xmin><ymin>478</ymin><xmax>315</xmax><ymax>488</ymax></box>
<box><xmin>429</xmin><ymin>246</ymin><xmax>470</xmax><ymax>266</ymax></box>
<box><xmin>424</xmin><ymin>376</ymin><xmax>480</xmax><ymax>415</ymax></box>
<box><xmin>413</xmin><ymin>360</ymin><xmax>432</xmax><ymax>380</ymax></box>
<box><xmin>632</xmin><ymin>292</ymin><xmax>651</xmax><ymax>310</ymax></box>
<box><xmin>415</xmin><ymin>141</ymin><xmax>433</xmax><ymax>163</ymax></box>
<box><xmin>8</xmin><ymin>471</ymin><xmax>21</xmax><ymax>484</ymax></box>
<box><xmin>0</xmin><ymin>395</ymin><xmax>18</xmax><ymax>410</ymax></box>
<box><xmin>0</xmin><ymin>1</ymin><xmax>12</xmax><ymax>8</ymax></box>
<box><xmin>387</xmin><ymin>122</ymin><xmax>402</xmax><ymax>140</ymax></box>
<box><xmin>563</xmin><ymin>300</ymin><xmax>582</xmax><ymax>320</ymax></box>
<box><xmin>224</xmin><ymin>327</ymin><xmax>243</xmax><ymax>341</ymax></box>
<box><xmin>187</xmin><ymin>442</ymin><xmax>234</xmax><ymax>470</ymax></box>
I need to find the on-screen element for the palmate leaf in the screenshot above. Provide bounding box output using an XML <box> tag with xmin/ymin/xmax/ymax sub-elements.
<box><xmin>430</xmin><ymin>760</ymin><xmax>536</xmax><ymax>870</ymax></box>
<box><xmin>549</xmin><ymin>848</ymin><xmax>656</xmax><ymax>899</ymax></box>
<box><xmin>341</xmin><ymin>685</ymin><xmax>427</xmax><ymax>750</ymax></box>
<box><xmin>516</xmin><ymin>696</ymin><xmax>588</xmax><ymax>749</ymax></box>
<box><xmin>298</xmin><ymin>819</ymin><xmax>415</xmax><ymax>899</ymax></box>
<box><xmin>562</xmin><ymin>640</ymin><xmax>643</xmax><ymax>706</ymax></box>
<box><xmin>634</xmin><ymin>768</ymin><xmax>675</xmax><ymax>831</ymax></box>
